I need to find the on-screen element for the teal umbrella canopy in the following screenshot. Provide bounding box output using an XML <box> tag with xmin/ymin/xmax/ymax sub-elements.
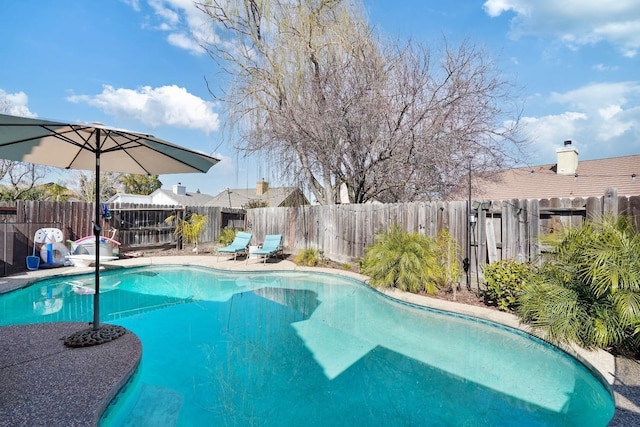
<box><xmin>0</xmin><ymin>114</ymin><xmax>219</xmax><ymax>174</ymax></box>
<box><xmin>0</xmin><ymin>113</ymin><xmax>219</xmax><ymax>343</ymax></box>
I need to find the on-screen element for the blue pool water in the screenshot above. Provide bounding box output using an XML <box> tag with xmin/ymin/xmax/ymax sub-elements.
<box><xmin>0</xmin><ymin>266</ymin><xmax>614</xmax><ymax>426</ymax></box>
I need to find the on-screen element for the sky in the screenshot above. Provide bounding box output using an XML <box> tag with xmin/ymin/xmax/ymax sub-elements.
<box><xmin>0</xmin><ymin>0</ymin><xmax>639</xmax><ymax>197</ymax></box>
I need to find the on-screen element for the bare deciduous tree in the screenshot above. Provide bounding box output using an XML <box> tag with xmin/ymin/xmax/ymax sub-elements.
<box><xmin>0</xmin><ymin>161</ymin><xmax>50</xmax><ymax>201</ymax></box>
<box><xmin>0</xmin><ymin>101</ymin><xmax>51</xmax><ymax>201</ymax></box>
<box><xmin>74</xmin><ymin>171</ymin><xmax>121</xmax><ymax>202</ymax></box>
<box><xmin>198</xmin><ymin>0</ymin><xmax>524</xmax><ymax>204</ymax></box>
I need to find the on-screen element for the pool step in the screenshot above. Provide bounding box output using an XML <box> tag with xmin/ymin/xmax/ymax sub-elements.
<box><xmin>125</xmin><ymin>384</ymin><xmax>183</xmax><ymax>426</ymax></box>
<box><xmin>291</xmin><ymin>319</ymin><xmax>376</xmax><ymax>380</ymax></box>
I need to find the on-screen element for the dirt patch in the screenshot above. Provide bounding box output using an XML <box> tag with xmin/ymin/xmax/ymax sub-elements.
<box><xmin>431</xmin><ymin>285</ymin><xmax>492</xmax><ymax>308</ymax></box>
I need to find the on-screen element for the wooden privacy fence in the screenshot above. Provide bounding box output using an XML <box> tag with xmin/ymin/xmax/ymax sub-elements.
<box><xmin>110</xmin><ymin>203</ymin><xmax>244</xmax><ymax>249</ymax></box>
<box><xmin>0</xmin><ymin>201</ymin><xmax>245</xmax><ymax>276</ymax></box>
<box><xmin>247</xmin><ymin>188</ymin><xmax>640</xmax><ymax>277</ymax></box>
<box><xmin>0</xmin><ymin>189</ymin><xmax>637</xmax><ymax>277</ymax></box>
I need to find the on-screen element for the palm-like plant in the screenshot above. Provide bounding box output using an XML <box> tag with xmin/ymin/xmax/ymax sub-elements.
<box><xmin>361</xmin><ymin>224</ymin><xmax>442</xmax><ymax>294</ymax></box>
<box><xmin>217</xmin><ymin>227</ymin><xmax>237</xmax><ymax>247</ymax></box>
<box><xmin>518</xmin><ymin>215</ymin><xmax>640</xmax><ymax>354</ymax></box>
<box><xmin>165</xmin><ymin>213</ymin><xmax>208</xmax><ymax>254</ymax></box>
<box><xmin>294</xmin><ymin>248</ymin><xmax>322</xmax><ymax>266</ymax></box>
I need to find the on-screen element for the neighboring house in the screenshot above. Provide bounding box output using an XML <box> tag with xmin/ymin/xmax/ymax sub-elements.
<box><xmin>107</xmin><ymin>193</ymin><xmax>153</xmax><ymax>204</ymax></box>
<box><xmin>463</xmin><ymin>141</ymin><xmax>639</xmax><ymax>201</ymax></box>
<box><xmin>109</xmin><ymin>183</ymin><xmax>214</xmax><ymax>207</ymax></box>
<box><xmin>206</xmin><ymin>181</ymin><xmax>309</xmax><ymax>209</ymax></box>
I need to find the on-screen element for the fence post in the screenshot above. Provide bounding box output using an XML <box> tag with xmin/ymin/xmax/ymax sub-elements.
<box><xmin>2</xmin><ymin>220</ymin><xmax>6</xmax><ymax>277</ymax></box>
<box><xmin>528</xmin><ymin>199</ymin><xmax>540</xmax><ymax>264</ymax></box>
<box><xmin>603</xmin><ymin>187</ymin><xmax>618</xmax><ymax>217</ymax></box>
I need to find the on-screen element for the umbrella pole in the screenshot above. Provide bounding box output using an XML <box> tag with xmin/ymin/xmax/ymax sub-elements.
<box><xmin>64</xmin><ymin>129</ymin><xmax>126</xmax><ymax>347</ymax></box>
<box><xmin>93</xmin><ymin>147</ymin><xmax>101</xmax><ymax>330</ymax></box>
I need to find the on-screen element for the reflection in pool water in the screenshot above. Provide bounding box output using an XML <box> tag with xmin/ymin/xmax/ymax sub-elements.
<box><xmin>0</xmin><ymin>266</ymin><xmax>615</xmax><ymax>426</ymax></box>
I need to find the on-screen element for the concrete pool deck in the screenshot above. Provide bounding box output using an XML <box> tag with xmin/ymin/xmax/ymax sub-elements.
<box><xmin>0</xmin><ymin>255</ymin><xmax>638</xmax><ymax>426</ymax></box>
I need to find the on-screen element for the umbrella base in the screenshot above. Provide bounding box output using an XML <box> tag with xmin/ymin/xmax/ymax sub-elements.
<box><xmin>64</xmin><ymin>324</ymin><xmax>127</xmax><ymax>348</ymax></box>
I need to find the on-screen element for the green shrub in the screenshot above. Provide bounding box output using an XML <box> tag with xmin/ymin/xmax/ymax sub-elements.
<box><xmin>294</xmin><ymin>248</ymin><xmax>321</xmax><ymax>266</ymax></box>
<box><xmin>361</xmin><ymin>224</ymin><xmax>441</xmax><ymax>294</ymax></box>
<box><xmin>434</xmin><ymin>229</ymin><xmax>462</xmax><ymax>290</ymax></box>
<box><xmin>217</xmin><ymin>227</ymin><xmax>237</xmax><ymax>247</ymax></box>
<box><xmin>517</xmin><ymin>215</ymin><xmax>640</xmax><ymax>354</ymax></box>
<box><xmin>483</xmin><ymin>260</ymin><xmax>531</xmax><ymax>311</ymax></box>
<box><xmin>243</xmin><ymin>199</ymin><xmax>268</xmax><ymax>209</ymax></box>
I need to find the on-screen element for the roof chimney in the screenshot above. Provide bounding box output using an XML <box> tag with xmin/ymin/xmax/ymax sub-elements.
<box><xmin>173</xmin><ymin>183</ymin><xmax>187</xmax><ymax>195</ymax></box>
<box><xmin>556</xmin><ymin>140</ymin><xmax>579</xmax><ymax>175</ymax></box>
<box><xmin>256</xmin><ymin>180</ymin><xmax>269</xmax><ymax>195</ymax></box>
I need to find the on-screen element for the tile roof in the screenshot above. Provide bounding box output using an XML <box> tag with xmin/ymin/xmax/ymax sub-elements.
<box><xmin>151</xmin><ymin>189</ymin><xmax>214</xmax><ymax>206</ymax></box>
<box><xmin>109</xmin><ymin>187</ymin><xmax>215</xmax><ymax>207</ymax></box>
<box><xmin>468</xmin><ymin>154</ymin><xmax>640</xmax><ymax>201</ymax></box>
<box><xmin>206</xmin><ymin>187</ymin><xmax>306</xmax><ymax>208</ymax></box>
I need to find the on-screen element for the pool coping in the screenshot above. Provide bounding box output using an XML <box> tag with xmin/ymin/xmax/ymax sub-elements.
<box><xmin>0</xmin><ymin>322</ymin><xmax>141</xmax><ymax>426</ymax></box>
<box><xmin>0</xmin><ymin>255</ymin><xmax>634</xmax><ymax>425</ymax></box>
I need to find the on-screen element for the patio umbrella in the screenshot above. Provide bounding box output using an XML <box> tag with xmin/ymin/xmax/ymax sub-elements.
<box><xmin>0</xmin><ymin>113</ymin><xmax>219</xmax><ymax>346</ymax></box>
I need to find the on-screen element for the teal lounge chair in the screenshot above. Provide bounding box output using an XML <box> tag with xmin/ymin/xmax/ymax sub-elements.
<box><xmin>217</xmin><ymin>231</ymin><xmax>252</xmax><ymax>261</ymax></box>
<box><xmin>252</xmin><ymin>234</ymin><xmax>283</xmax><ymax>264</ymax></box>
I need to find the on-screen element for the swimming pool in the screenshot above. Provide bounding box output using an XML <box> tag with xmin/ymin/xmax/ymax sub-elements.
<box><xmin>0</xmin><ymin>265</ymin><xmax>614</xmax><ymax>426</ymax></box>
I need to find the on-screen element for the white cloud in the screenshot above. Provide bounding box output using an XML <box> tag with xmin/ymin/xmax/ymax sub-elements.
<box><xmin>209</xmin><ymin>151</ymin><xmax>235</xmax><ymax>174</ymax></box>
<box><xmin>592</xmin><ymin>63</ymin><xmax>618</xmax><ymax>72</ymax></box>
<box><xmin>121</xmin><ymin>0</ymin><xmax>141</xmax><ymax>12</ymax></box>
<box><xmin>598</xmin><ymin>104</ymin><xmax>622</xmax><ymax>121</ymax></box>
<box><xmin>149</xmin><ymin>0</ymin><xmax>180</xmax><ymax>25</ymax></box>
<box><xmin>0</xmin><ymin>89</ymin><xmax>38</xmax><ymax>118</ymax></box>
<box><xmin>167</xmin><ymin>32</ymin><xmax>203</xmax><ymax>55</ymax></box>
<box><xmin>523</xmin><ymin>81</ymin><xmax>640</xmax><ymax>161</ymax></box>
<box><xmin>483</xmin><ymin>0</ymin><xmax>640</xmax><ymax>56</ymax></box>
<box><xmin>521</xmin><ymin>111</ymin><xmax>587</xmax><ymax>161</ymax></box>
<box><xmin>549</xmin><ymin>81</ymin><xmax>639</xmax><ymax>111</ymax></box>
<box><xmin>67</xmin><ymin>84</ymin><xmax>219</xmax><ymax>134</ymax></box>
<box><xmin>483</xmin><ymin>0</ymin><xmax>529</xmax><ymax>17</ymax></box>
<box><xmin>129</xmin><ymin>0</ymin><xmax>212</xmax><ymax>55</ymax></box>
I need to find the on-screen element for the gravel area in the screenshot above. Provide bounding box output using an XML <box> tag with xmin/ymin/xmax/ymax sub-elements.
<box><xmin>0</xmin><ymin>322</ymin><xmax>141</xmax><ymax>427</ymax></box>
<box><xmin>609</xmin><ymin>357</ymin><xmax>640</xmax><ymax>426</ymax></box>
<box><xmin>0</xmin><ymin>252</ymin><xmax>637</xmax><ymax>425</ymax></box>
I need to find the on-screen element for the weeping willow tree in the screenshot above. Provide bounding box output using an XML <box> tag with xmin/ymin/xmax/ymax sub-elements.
<box><xmin>197</xmin><ymin>0</ymin><xmax>523</xmax><ymax>204</ymax></box>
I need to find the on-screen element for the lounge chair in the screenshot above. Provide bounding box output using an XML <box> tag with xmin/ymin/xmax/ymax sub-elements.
<box><xmin>251</xmin><ymin>234</ymin><xmax>283</xmax><ymax>264</ymax></box>
<box><xmin>217</xmin><ymin>231</ymin><xmax>252</xmax><ymax>261</ymax></box>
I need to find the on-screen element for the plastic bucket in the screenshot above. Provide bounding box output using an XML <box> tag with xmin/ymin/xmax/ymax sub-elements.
<box><xmin>26</xmin><ymin>255</ymin><xmax>40</xmax><ymax>270</ymax></box>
